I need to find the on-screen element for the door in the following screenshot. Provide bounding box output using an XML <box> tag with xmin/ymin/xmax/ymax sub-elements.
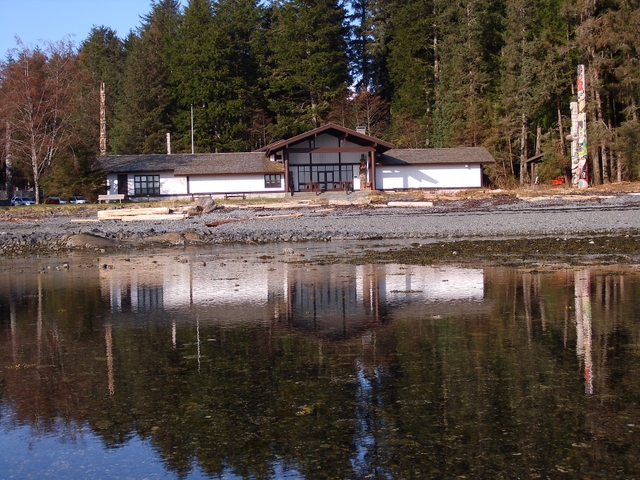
<box><xmin>117</xmin><ymin>174</ymin><xmax>128</xmax><ymax>196</ymax></box>
<box><xmin>318</xmin><ymin>171</ymin><xmax>334</xmax><ymax>191</ymax></box>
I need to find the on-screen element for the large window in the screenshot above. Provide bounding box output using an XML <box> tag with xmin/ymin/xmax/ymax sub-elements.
<box><xmin>134</xmin><ymin>175</ymin><xmax>160</xmax><ymax>195</ymax></box>
<box><xmin>297</xmin><ymin>165</ymin><xmax>353</xmax><ymax>186</ymax></box>
<box><xmin>265</xmin><ymin>174</ymin><xmax>282</xmax><ymax>188</ymax></box>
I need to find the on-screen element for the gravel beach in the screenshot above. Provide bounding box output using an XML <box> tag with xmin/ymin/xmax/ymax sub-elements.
<box><xmin>2</xmin><ymin>190</ymin><xmax>640</xmax><ymax>262</ymax></box>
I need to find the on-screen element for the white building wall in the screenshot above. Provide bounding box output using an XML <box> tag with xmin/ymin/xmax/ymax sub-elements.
<box><xmin>161</xmin><ymin>174</ymin><xmax>187</xmax><ymax>195</ymax></box>
<box><xmin>188</xmin><ymin>174</ymin><xmax>283</xmax><ymax>194</ymax></box>
<box><xmin>376</xmin><ymin>164</ymin><xmax>482</xmax><ymax>190</ymax></box>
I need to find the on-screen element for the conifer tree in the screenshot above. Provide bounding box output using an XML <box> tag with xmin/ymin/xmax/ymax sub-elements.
<box><xmin>111</xmin><ymin>0</ymin><xmax>181</xmax><ymax>154</ymax></box>
<box><xmin>169</xmin><ymin>0</ymin><xmax>267</xmax><ymax>152</ymax></box>
<box><xmin>78</xmin><ymin>26</ymin><xmax>126</xmax><ymax>154</ymax></box>
<box><xmin>384</xmin><ymin>0</ymin><xmax>435</xmax><ymax>147</ymax></box>
<box><xmin>432</xmin><ymin>0</ymin><xmax>502</xmax><ymax>148</ymax></box>
<box><xmin>266</xmin><ymin>0</ymin><xmax>350</xmax><ymax>138</ymax></box>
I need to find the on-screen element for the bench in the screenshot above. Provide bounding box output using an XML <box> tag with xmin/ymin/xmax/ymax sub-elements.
<box><xmin>98</xmin><ymin>194</ymin><xmax>125</xmax><ymax>203</ymax></box>
<box><xmin>224</xmin><ymin>193</ymin><xmax>246</xmax><ymax>199</ymax></box>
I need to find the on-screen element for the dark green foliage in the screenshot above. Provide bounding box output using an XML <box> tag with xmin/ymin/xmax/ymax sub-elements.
<box><xmin>7</xmin><ymin>0</ymin><xmax>640</xmax><ymax>190</ymax></box>
<box><xmin>110</xmin><ymin>0</ymin><xmax>181</xmax><ymax>154</ymax></box>
<box><xmin>168</xmin><ymin>0</ymin><xmax>267</xmax><ymax>152</ymax></box>
<box><xmin>266</xmin><ymin>0</ymin><xmax>351</xmax><ymax>138</ymax></box>
<box><xmin>616</xmin><ymin>120</ymin><xmax>640</xmax><ymax>180</ymax></box>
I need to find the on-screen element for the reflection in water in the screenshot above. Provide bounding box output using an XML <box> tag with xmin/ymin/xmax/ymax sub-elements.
<box><xmin>575</xmin><ymin>270</ymin><xmax>593</xmax><ymax>395</ymax></box>
<box><xmin>1</xmin><ymin>253</ymin><xmax>640</xmax><ymax>478</ymax></box>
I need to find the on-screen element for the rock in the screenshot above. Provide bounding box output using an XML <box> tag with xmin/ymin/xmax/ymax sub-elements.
<box><xmin>184</xmin><ymin>233</ymin><xmax>204</xmax><ymax>242</ymax></box>
<box><xmin>190</xmin><ymin>197</ymin><xmax>218</xmax><ymax>215</ymax></box>
<box><xmin>66</xmin><ymin>233</ymin><xmax>117</xmax><ymax>248</ymax></box>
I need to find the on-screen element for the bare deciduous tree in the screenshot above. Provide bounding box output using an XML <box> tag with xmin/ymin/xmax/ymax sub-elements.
<box><xmin>0</xmin><ymin>40</ymin><xmax>84</xmax><ymax>203</ymax></box>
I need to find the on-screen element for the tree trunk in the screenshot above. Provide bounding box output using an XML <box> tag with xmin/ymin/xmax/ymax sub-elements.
<box><xmin>588</xmin><ymin>79</ymin><xmax>602</xmax><ymax>185</ymax></box>
<box><xmin>4</xmin><ymin>122</ymin><xmax>13</xmax><ymax>199</ymax></box>
<box><xmin>520</xmin><ymin>113</ymin><xmax>529</xmax><ymax>185</ymax></box>
<box><xmin>616</xmin><ymin>152</ymin><xmax>623</xmax><ymax>182</ymax></box>
<box><xmin>557</xmin><ymin>98</ymin><xmax>567</xmax><ymax>157</ymax></box>
<box><xmin>31</xmin><ymin>147</ymin><xmax>41</xmax><ymax>205</ymax></box>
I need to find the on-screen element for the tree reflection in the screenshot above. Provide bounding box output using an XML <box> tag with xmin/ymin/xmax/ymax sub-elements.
<box><xmin>1</xmin><ymin>258</ymin><xmax>640</xmax><ymax>478</ymax></box>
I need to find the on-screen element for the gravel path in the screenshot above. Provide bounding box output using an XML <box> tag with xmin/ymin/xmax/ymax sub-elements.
<box><xmin>1</xmin><ymin>193</ymin><xmax>640</xmax><ymax>255</ymax></box>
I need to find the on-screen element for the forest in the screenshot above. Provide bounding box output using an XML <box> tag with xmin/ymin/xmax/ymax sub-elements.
<box><xmin>1</xmin><ymin>0</ymin><xmax>640</xmax><ymax>198</ymax></box>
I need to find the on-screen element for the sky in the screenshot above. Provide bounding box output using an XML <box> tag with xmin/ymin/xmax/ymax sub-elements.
<box><xmin>0</xmin><ymin>0</ymin><xmax>186</xmax><ymax>58</ymax></box>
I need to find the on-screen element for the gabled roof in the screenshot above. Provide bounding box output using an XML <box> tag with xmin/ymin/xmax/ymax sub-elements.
<box><xmin>381</xmin><ymin>147</ymin><xmax>495</xmax><ymax>165</ymax></box>
<box><xmin>258</xmin><ymin>123</ymin><xmax>394</xmax><ymax>154</ymax></box>
<box><xmin>97</xmin><ymin>153</ymin><xmax>284</xmax><ymax>175</ymax></box>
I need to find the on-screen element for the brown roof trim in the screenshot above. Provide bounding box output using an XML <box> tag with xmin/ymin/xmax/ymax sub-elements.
<box><xmin>257</xmin><ymin>123</ymin><xmax>394</xmax><ymax>154</ymax></box>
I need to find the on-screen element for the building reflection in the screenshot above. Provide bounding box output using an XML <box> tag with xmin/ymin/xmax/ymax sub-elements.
<box><xmin>98</xmin><ymin>260</ymin><xmax>486</xmax><ymax>338</ymax></box>
<box><xmin>2</xmin><ymin>258</ymin><xmax>640</xmax><ymax>479</ymax></box>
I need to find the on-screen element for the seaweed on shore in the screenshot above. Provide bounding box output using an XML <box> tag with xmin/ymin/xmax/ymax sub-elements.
<box><xmin>343</xmin><ymin>235</ymin><xmax>640</xmax><ymax>266</ymax></box>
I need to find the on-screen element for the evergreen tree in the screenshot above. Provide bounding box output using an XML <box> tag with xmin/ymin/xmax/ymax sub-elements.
<box><xmin>169</xmin><ymin>0</ymin><xmax>267</xmax><ymax>152</ymax></box>
<box><xmin>432</xmin><ymin>0</ymin><xmax>503</xmax><ymax>148</ymax></box>
<box><xmin>111</xmin><ymin>0</ymin><xmax>181</xmax><ymax>154</ymax></box>
<box><xmin>78</xmin><ymin>26</ymin><xmax>127</xmax><ymax>155</ymax></box>
<box><xmin>266</xmin><ymin>0</ymin><xmax>351</xmax><ymax>138</ymax></box>
<box><xmin>384</xmin><ymin>0</ymin><xmax>435</xmax><ymax>147</ymax></box>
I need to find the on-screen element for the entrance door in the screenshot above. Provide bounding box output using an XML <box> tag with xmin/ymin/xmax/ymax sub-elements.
<box><xmin>318</xmin><ymin>171</ymin><xmax>334</xmax><ymax>191</ymax></box>
<box><xmin>117</xmin><ymin>174</ymin><xmax>128</xmax><ymax>196</ymax></box>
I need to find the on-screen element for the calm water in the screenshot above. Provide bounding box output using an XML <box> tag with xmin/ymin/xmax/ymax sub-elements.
<box><xmin>1</xmin><ymin>245</ymin><xmax>640</xmax><ymax>479</ymax></box>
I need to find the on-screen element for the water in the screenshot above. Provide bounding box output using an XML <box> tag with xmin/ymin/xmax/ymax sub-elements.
<box><xmin>1</xmin><ymin>246</ymin><xmax>640</xmax><ymax>479</ymax></box>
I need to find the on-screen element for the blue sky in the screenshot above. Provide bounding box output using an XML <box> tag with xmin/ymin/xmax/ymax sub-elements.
<box><xmin>0</xmin><ymin>0</ymin><xmax>186</xmax><ymax>58</ymax></box>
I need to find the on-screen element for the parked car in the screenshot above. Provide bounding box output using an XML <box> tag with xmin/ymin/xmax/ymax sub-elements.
<box><xmin>69</xmin><ymin>196</ymin><xmax>88</xmax><ymax>204</ymax></box>
<box><xmin>11</xmin><ymin>196</ymin><xmax>35</xmax><ymax>206</ymax></box>
<box><xmin>45</xmin><ymin>196</ymin><xmax>67</xmax><ymax>204</ymax></box>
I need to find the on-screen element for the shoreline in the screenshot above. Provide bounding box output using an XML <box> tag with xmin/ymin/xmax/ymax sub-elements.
<box><xmin>2</xmin><ymin>190</ymin><xmax>640</xmax><ymax>265</ymax></box>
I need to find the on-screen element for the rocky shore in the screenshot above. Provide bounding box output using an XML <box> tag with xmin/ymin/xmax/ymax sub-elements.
<box><xmin>2</xmin><ymin>190</ymin><xmax>640</xmax><ymax>264</ymax></box>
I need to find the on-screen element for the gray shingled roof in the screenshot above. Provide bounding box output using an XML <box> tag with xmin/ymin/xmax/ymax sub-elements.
<box><xmin>96</xmin><ymin>153</ymin><xmax>284</xmax><ymax>175</ymax></box>
<box><xmin>381</xmin><ymin>147</ymin><xmax>495</xmax><ymax>165</ymax></box>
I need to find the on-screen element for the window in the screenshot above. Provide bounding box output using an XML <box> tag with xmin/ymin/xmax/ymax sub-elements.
<box><xmin>134</xmin><ymin>175</ymin><xmax>160</xmax><ymax>195</ymax></box>
<box><xmin>265</xmin><ymin>174</ymin><xmax>282</xmax><ymax>188</ymax></box>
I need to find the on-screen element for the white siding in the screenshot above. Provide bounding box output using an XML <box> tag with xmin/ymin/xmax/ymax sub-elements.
<box><xmin>106</xmin><ymin>174</ymin><xmax>118</xmax><ymax>194</ymax></box>
<box><xmin>376</xmin><ymin>164</ymin><xmax>482</xmax><ymax>190</ymax></box>
<box><xmin>188</xmin><ymin>174</ymin><xmax>283</xmax><ymax>194</ymax></box>
<box><xmin>161</xmin><ymin>174</ymin><xmax>187</xmax><ymax>195</ymax></box>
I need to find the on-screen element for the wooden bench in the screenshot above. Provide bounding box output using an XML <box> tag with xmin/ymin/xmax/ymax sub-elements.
<box><xmin>98</xmin><ymin>194</ymin><xmax>125</xmax><ymax>203</ymax></box>
<box><xmin>224</xmin><ymin>193</ymin><xmax>246</xmax><ymax>199</ymax></box>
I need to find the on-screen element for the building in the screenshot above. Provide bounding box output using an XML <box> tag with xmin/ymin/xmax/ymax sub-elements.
<box><xmin>96</xmin><ymin>124</ymin><xmax>494</xmax><ymax>200</ymax></box>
